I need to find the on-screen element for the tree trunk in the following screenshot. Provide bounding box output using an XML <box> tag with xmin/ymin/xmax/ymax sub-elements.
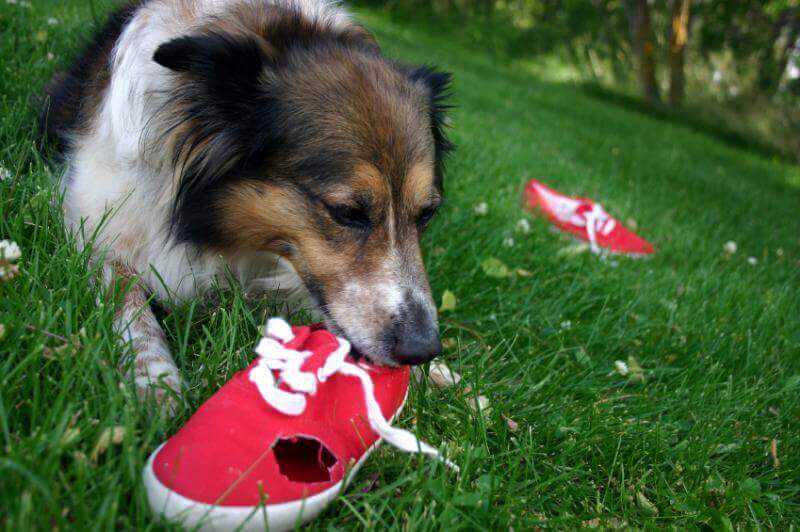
<box><xmin>758</xmin><ymin>8</ymin><xmax>800</xmax><ymax>92</ymax></box>
<box><xmin>774</xmin><ymin>29</ymin><xmax>800</xmax><ymax>89</ymax></box>
<box><xmin>627</xmin><ymin>0</ymin><xmax>660</xmax><ymax>103</ymax></box>
<box><xmin>668</xmin><ymin>0</ymin><xmax>691</xmax><ymax>105</ymax></box>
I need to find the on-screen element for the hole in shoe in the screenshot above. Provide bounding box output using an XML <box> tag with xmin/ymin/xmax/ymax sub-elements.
<box><xmin>273</xmin><ymin>436</ymin><xmax>338</xmax><ymax>483</ymax></box>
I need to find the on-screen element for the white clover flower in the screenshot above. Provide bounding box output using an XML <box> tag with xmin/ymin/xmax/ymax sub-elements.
<box><xmin>6</xmin><ymin>0</ymin><xmax>18</xmax><ymax>4</ymax></box>
<box><xmin>515</xmin><ymin>218</ymin><xmax>531</xmax><ymax>234</ymax></box>
<box><xmin>723</xmin><ymin>241</ymin><xmax>737</xmax><ymax>254</ymax></box>
<box><xmin>0</xmin><ymin>240</ymin><xmax>21</xmax><ymax>281</ymax></box>
<box><xmin>503</xmin><ymin>237</ymin><xmax>515</xmax><ymax>248</ymax></box>
<box><xmin>560</xmin><ymin>320</ymin><xmax>572</xmax><ymax>330</ymax></box>
<box><xmin>47</xmin><ymin>17</ymin><xmax>59</xmax><ymax>25</ymax></box>
<box><xmin>0</xmin><ymin>166</ymin><xmax>10</xmax><ymax>181</ymax></box>
<box><xmin>473</xmin><ymin>202</ymin><xmax>488</xmax><ymax>216</ymax></box>
<box><xmin>747</xmin><ymin>256</ymin><xmax>758</xmax><ymax>266</ymax></box>
<box><xmin>0</xmin><ymin>240</ymin><xmax>21</xmax><ymax>262</ymax></box>
<box><xmin>614</xmin><ymin>360</ymin><xmax>629</xmax><ymax>376</ymax></box>
<box><xmin>46</xmin><ymin>52</ymin><xmax>55</xmax><ymax>61</ymax></box>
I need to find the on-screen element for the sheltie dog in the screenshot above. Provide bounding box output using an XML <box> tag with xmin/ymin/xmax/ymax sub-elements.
<box><xmin>41</xmin><ymin>0</ymin><xmax>452</xmax><ymax>404</ymax></box>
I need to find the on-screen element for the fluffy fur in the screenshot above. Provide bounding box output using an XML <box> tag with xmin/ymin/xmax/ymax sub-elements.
<box><xmin>41</xmin><ymin>0</ymin><xmax>452</xmax><ymax>399</ymax></box>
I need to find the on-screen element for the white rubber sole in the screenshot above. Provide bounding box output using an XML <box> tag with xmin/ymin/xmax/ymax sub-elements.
<box><xmin>143</xmin><ymin>393</ymin><xmax>407</xmax><ymax>531</ymax></box>
<box><xmin>143</xmin><ymin>441</ymin><xmax>376</xmax><ymax>531</ymax></box>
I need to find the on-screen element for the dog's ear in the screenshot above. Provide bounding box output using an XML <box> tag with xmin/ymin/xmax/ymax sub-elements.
<box><xmin>154</xmin><ymin>32</ymin><xmax>268</xmax><ymax>99</ymax></box>
<box><xmin>153</xmin><ymin>32</ymin><xmax>285</xmax><ymax>242</ymax></box>
<box><xmin>407</xmin><ymin>66</ymin><xmax>454</xmax><ymax>179</ymax></box>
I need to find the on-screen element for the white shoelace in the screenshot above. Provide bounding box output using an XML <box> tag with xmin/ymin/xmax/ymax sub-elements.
<box><xmin>541</xmin><ymin>184</ymin><xmax>615</xmax><ymax>255</ymax></box>
<box><xmin>575</xmin><ymin>203</ymin><xmax>616</xmax><ymax>255</ymax></box>
<box><xmin>249</xmin><ymin>318</ymin><xmax>458</xmax><ymax>471</ymax></box>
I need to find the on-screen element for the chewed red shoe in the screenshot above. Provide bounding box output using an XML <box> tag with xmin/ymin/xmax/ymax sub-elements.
<box><xmin>143</xmin><ymin>319</ymin><xmax>455</xmax><ymax>531</ymax></box>
<box><xmin>524</xmin><ymin>179</ymin><xmax>655</xmax><ymax>256</ymax></box>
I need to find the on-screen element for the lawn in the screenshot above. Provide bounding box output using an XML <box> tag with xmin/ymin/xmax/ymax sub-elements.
<box><xmin>2</xmin><ymin>1</ymin><xmax>800</xmax><ymax>529</ymax></box>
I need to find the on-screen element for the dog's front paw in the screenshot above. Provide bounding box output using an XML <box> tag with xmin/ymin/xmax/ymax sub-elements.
<box><xmin>134</xmin><ymin>371</ymin><xmax>183</xmax><ymax>416</ymax></box>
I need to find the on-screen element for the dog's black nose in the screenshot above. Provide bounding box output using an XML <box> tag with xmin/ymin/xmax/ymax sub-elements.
<box><xmin>392</xmin><ymin>301</ymin><xmax>441</xmax><ymax>365</ymax></box>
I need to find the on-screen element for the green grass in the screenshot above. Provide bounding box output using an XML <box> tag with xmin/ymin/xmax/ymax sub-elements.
<box><xmin>2</xmin><ymin>1</ymin><xmax>800</xmax><ymax>529</ymax></box>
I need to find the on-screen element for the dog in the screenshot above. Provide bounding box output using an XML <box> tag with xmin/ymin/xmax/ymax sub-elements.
<box><xmin>41</xmin><ymin>0</ymin><xmax>452</xmax><ymax>405</ymax></box>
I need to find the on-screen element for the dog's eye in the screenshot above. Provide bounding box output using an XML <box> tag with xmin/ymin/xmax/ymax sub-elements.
<box><xmin>417</xmin><ymin>205</ymin><xmax>439</xmax><ymax>228</ymax></box>
<box><xmin>326</xmin><ymin>203</ymin><xmax>371</xmax><ymax>231</ymax></box>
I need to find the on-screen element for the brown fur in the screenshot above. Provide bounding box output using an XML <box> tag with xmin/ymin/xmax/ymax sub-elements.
<box><xmin>402</xmin><ymin>162</ymin><xmax>438</xmax><ymax>214</ymax></box>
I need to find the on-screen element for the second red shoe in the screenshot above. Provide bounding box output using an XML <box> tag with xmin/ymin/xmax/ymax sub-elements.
<box><xmin>524</xmin><ymin>179</ymin><xmax>655</xmax><ymax>256</ymax></box>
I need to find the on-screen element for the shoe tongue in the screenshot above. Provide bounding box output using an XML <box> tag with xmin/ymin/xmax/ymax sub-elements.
<box><xmin>574</xmin><ymin>201</ymin><xmax>595</xmax><ymax>217</ymax></box>
<box><xmin>297</xmin><ymin>328</ymin><xmax>344</xmax><ymax>374</ymax></box>
<box><xmin>283</xmin><ymin>325</ymin><xmax>313</xmax><ymax>350</ymax></box>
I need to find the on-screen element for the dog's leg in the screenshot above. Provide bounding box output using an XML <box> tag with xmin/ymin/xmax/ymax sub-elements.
<box><xmin>109</xmin><ymin>263</ymin><xmax>182</xmax><ymax>408</ymax></box>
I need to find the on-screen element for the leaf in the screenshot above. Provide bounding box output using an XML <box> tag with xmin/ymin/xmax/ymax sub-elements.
<box><xmin>476</xmin><ymin>474</ymin><xmax>496</xmax><ymax>493</ymax></box>
<box><xmin>427</xmin><ymin>362</ymin><xmax>461</xmax><ymax>388</ymax></box>
<box><xmin>467</xmin><ymin>394</ymin><xmax>491</xmax><ymax>415</ymax></box>
<box><xmin>740</xmin><ymin>478</ymin><xmax>762</xmax><ymax>498</ymax></box>
<box><xmin>708</xmin><ymin>509</ymin><xmax>734</xmax><ymax>532</ymax></box>
<box><xmin>627</xmin><ymin>355</ymin><xmax>645</xmax><ymax>382</ymax></box>
<box><xmin>556</xmin><ymin>242</ymin><xmax>589</xmax><ymax>257</ymax></box>
<box><xmin>481</xmin><ymin>257</ymin><xmax>511</xmax><ymax>278</ymax></box>
<box><xmin>91</xmin><ymin>426</ymin><xmax>126</xmax><ymax>462</ymax></box>
<box><xmin>574</xmin><ymin>348</ymin><xmax>592</xmax><ymax>369</ymax></box>
<box><xmin>635</xmin><ymin>491</ymin><xmax>658</xmax><ymax>516</ymax></box>
<box><xmin>503</xmin><ymin>415</ymin><xmax>520</xmax><ymax>432</ymax></box>
<box><xmin>441</xmin><ymin>337</ymin><xmax>457</xmax><ymax>350</ymax></box>
<box><xmin>60</xmin><ymin>427</ymin><xmax>81</xmax><ymax>447</ymax></box>
<box><xmin>439</xmin><ymin>290</ymin><xmax>457</xmax><ymax>312</ymax></box>
<box><xmin>425</xmin><ymin>478</ymin><xmax>445</xmax><ymax>498</ymax></box>
<box><xmin>713</xmin><ymin>443</ymin><xmax>740</xmax><ymax>456</ymax></box>
<box><xmin>452</xmin><ymin>492</ymin><xmax>484</xmax><ymax>507</ymax></box>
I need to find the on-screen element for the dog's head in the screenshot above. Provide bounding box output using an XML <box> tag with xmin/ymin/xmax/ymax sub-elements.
<box><xmin>153</xmin><ymin>7</ymin><xmax>452</xmax><ymax>365</ymax></box>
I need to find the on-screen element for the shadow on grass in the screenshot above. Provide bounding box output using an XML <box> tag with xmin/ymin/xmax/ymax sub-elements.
<box><xmin>576</xmin><ymin>82</ymin><xmax>795</xmax><ymax>165</ymax></box>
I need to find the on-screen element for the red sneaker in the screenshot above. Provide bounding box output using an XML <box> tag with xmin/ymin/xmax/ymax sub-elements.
<box><xmin>143</xmin><ymin>319</ymin><xmax>455</xmax><ymax>531</ymax></box>
<box><xmin>523</xmin><ymin>180</ymin><xmax>654</xmax><ymax>256</ymax></box>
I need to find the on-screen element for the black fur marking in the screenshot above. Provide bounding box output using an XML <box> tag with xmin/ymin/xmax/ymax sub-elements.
<box><xmin>407</xmin><ymin>66</ymin><xmax>454</xmax><ymax>187</ymax></box>
<box><xmin>154</xmin><ymin>32</ymin><xmax>265</xmax><ymax>77</ymax></box>
<box><xmin>153</xmin><ymin>31</ymin><xmax>289</xmax><ymax>243</ymax></box>
<box><xmin>40</xmin><ymin>1</ymin><xmax>143</xmax><ymax>157</ymax></box>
